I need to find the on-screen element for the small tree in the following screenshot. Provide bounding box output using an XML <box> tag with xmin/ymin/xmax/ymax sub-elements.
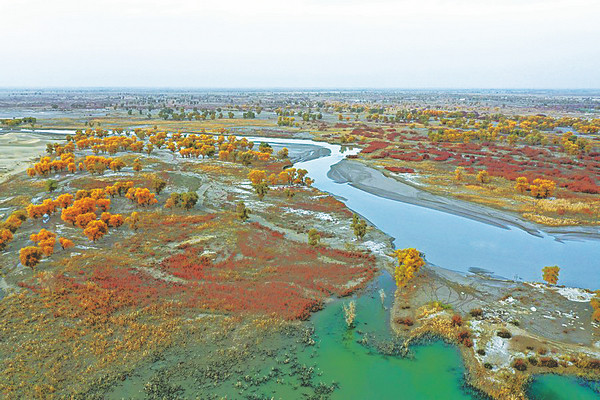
<box><xmin>454</xmin><ymin>167</ymin><xmax>464</xmax><ymax>182</ymax></box>
<box><xmin>514</xmin><ymin>177</ymin><xmax>529</xmax><ymax>194</ymax></box>
<box><xmin>152</xmin><ymin>177</ymin><xmax>167</xmax><ymax>194</ymax></box>
<box><xmin>110</xmin><ymin>158</ymin><xmax>125</xmax><ymax>172</ymax></box>
<box><xmin>236</xmin><ymin>202</ymin><xmax>250</xmax><ymax>222</ymax></box>
<box><xmin>132</xmin><ymin>158</ymin><xmax>142</xmax><ymax>172</ymax></box>
<box><xmin>0</xmin><ymin>228</ymin><xmax>14</xmax><ymax>250</ymax></box>
<box><xmin>127</xmin><ymin>211</ymin><xmax>140</xmax><ymax>230</ymax></box>
<box><xmin>20</xmin><ymin>246</ymin><xmax>43</xmax><ymax>270</ymax></box>
<box><xmin>343</xmin><ymin>300</ymin><xmax>356</xmax><ymax>328</ymax></box>
<box><xmin>530</xmin><ymin>179</ymin><xmax>555</xmax><ymax>198</ymax></box>
<box><xmin>542</xmin><ymin>265</ymin><xmax>560</xmax><ymax>285</ymax></box>
<box><xmin>180</xmin><ymin>192</ymin><xmax>199</xmax><ymax>210</ymax></box>
<box><xmin>240</xmin><ymin>151</ymin><xmax>253</xmax><ymax>166</ymax></box>
<box><xmin>45</xmin><ymin>179</ymin><xmax>58</xmax><ymax>193</ymax></box>
<box><xmin>254</xmin><ymin>182</ymin><xmax>269</xmax><ymax>200</ymax></box>
<box><xmin>591</xmin><ymin>296</ymin><xmax>600</xmax><ymax>322</ymax></box>
<box><xmin>351</xmin><ymin>214</ymin><xmax>367</xmax><ymax>240</ymax></box>
<box><xmin>394</xmin><ymin>248</ymin><xmax>425</xmax><ymax>288</ymax></box>
<box><xmin>284</xmin><ymin>188</ymin><xmax>295</xmax><ymax>200</ymax></box>
<box><xmin>277</xmin><ymin>147</ymin><xmax>289</xmax><ymax>159</ymax></box>
<box><xmin>476</xmin><ymin>170</ymin><xmax>490</xmax><ymax>184</ymax></box>
<box><xmin>248</xmin><ymin>170</ymin><xmax>266</xmax><ymax>185</ymax></box>
<box><xmin>84</xmin><ymin>220</ymin><xmax>108</xmax><ymax>241</ymax></box>
<box><xmin>308</xmin><ymin>229</ymin><xmax>320</xmax><ymax>246</ymax></box>
<box><xmin>59</xmin><ymin>237</ymin><xmax>75</xmax><ymax>250</ymax></box>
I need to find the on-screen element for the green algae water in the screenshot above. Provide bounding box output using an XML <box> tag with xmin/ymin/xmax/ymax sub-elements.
<box><xmin>526</xmin><ymin>374</ymin><xmax>600</xmax><ymax>399</ymax></box>
<box><xmin>304</xmin><ymin>273</ymin><xmax>600</xmax><ymax>399</ymax></box>
<box><xmin>300</xmin><ymin>273</ymin><xmax>480</xmax><ymax>399</ymax></box>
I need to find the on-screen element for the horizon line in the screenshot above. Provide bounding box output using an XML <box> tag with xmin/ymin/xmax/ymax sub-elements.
<box><xmin>1</xmin><ymin>86</ymin><xmax>600</xmax><ymax>92</ymax></box>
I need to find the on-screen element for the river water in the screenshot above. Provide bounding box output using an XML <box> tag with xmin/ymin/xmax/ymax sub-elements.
<box><xmin>246</xmin><ymin>135</ymin><xmax>600</xmax><ymax>399</ymax></box>
<box><xmin>249</xmin><ymin>136</ymin><xmax>599</xmax><ymax>289</ymax></box>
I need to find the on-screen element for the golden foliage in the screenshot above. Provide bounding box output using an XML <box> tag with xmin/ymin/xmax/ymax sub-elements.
<box><xmin>542</xmin><ymin>265</ymin><xmax>560</xmax><ymax>285</ymax></box>
<box><xmin>19</xmin><ymin>246</ymin><xmax>43</xmax><ymax>269</ymax></box>
<box><xmin>393</xmin><ymin>248</ymin><xmax>425</xmax><ymax>288</ymax></box>
<box><xmin>83</xmin><ymin>220</ymin><xmax>108</xmax><ymax>241</ymax></box>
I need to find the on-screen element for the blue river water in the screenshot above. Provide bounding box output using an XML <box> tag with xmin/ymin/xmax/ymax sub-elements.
<box><xmin>249</xmin><ymin>136</ymin><xmax>599</xmax><ymax>290</ymax></box>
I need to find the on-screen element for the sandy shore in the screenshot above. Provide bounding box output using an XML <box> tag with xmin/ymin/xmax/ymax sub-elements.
<box><xmin>328</xmin><ymin>159</ymin><xmax>600</xmax><ymax>241</ymax></box>
<box><xmin>0</xmin><ymin>130</ymin><xmax>68</xmax><ymax>186</ymax></box>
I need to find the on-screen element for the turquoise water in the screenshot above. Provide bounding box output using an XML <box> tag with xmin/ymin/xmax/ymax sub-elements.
<box><xmin>526</xmin><ymin>374</ymin><xmax>599</xmax><ymax>399</ymax></box>
<box><xmin>301</xmin><ymin>273</ymin><xmax>481</xmax><ymax>399</ymax></box>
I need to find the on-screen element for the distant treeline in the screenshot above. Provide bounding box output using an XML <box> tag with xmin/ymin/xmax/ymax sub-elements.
<box><xmin>0</xmin><ymin>117</ymin><xmax>37</xmax><ymax>127</ymax></box>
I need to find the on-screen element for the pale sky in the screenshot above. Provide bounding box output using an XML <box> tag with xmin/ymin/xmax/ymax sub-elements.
<box><xmin>1</xmin><ymin>0</ymin><xmax>599</xmax><ymax>88</ymax></box>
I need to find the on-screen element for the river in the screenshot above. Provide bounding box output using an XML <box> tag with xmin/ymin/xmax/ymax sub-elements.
<box><xmin>247</xmin><ymin>136</ymin><xmax>600</xmax><ymax>289</ymax></box>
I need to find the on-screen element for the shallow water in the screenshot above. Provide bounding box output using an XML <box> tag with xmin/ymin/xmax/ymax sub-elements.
<box><xmin>526</xmin><ymin>374</ymin><xmax>600</xmax><ymax>399</ymax></box>
<box><xmin>300</xmin><ymin>273</ymin><xmax>480</xmax><ymax>399</ymax></box>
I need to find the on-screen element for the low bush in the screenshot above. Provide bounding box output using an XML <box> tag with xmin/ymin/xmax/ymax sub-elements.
<box><xmin>451</xmin><ymin>314</ymin><xmax>463</xmax><ymax>327</ymax></box>
<box><xmin>497</xmin><ymin>330</ymin><xmax>512</xmax><ymax>339</ymax></box>
<box><xmin>513</xmin><ymin>358</ymin><xmax>527</xmax><ymax>371</ymax></box>
<box><xmin>470</xmin><ymin>308</ymin><xmax>483</xmax><ymax>318</ymax></box>
<box><xmin>539</xmin><ymin>357</ymin><xmax>558</xmax><ymax>368</ymax></box>
<box><xmin>395</xmin><ymin>317</ymin><xmax>414</xmax><ymax>326</ymax></box>
<box><xmin>528</xmin><ymin>357</ymin><xmax>538</xmax><ymax>366</ymax></box>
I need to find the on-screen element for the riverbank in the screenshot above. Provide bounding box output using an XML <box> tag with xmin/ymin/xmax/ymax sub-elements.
<box><xmin>0</xmin><ymin>130</ymin><xmax>66</xmax><ymax>186</ymax></box>
<box><xmin>391</xmin><ymin>262</ymin><xmax>600</xmax><ymax>399</ymax></box>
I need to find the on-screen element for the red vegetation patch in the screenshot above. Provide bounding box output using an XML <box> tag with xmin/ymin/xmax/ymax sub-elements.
<box><xmin>160</xmin><ymin>222</ymin><xmax>376</xmax><ymax>320</ymax></box>
<box><xmin>294</xmin><ymin>195</ymin><xmax>353</xmax><ymax>216</ymax></box>
<box><xmin>361</xmin><ymin>141</ymin><xmax>389</xmax><ymax>154</ymax></box>
<box><xmin>385</xmin><ymin>166</ymin><xmax>415</xmax><ymax>173</ymax></box>
<box><xmin>359</xmin><ymin>132</ymin><xmax>600</xmax><ymax>196</ymax></box>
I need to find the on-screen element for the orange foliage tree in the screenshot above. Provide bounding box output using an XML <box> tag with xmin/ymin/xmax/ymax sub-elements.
<box><xmin>84</xmin><ymin>220</ymin><xmax>108</xmax><ymax>241</ymax></box>
<box><xmin>55</xmin><ymin>193</ymin><xmax>74</xmax><ymax>208</ymax></box>
<box><xmin>514</xmin><ymin>177</ymin><xmax>529</xmax><ymax>194</ymax></box>
<box><xmin>30</xmin><ymin>229</ymin><xmax>56</xmax><ymax>256</ymax></box>
<box><xmin>125</xmin><ymin>188</ymin><xmax>158</xmax><ymax>206</ymax></box>
<box><xmin>61</xmin><ymin>197</ymin><xmax>97</xmax><ymax>226</ymax></box>
<box><xmin>132</xmin><ymin>158</ymin><xmax>142</xmax><ymax>172</ymax></box>
<box><xmin>454</xmin><ymin>167</ymin><xmax>464</xmax><ymax>181</ymax></box>
<box><xmin>2</xmin><ymin>210</ymin><xmax>27</xmax><ymax>233</ymax></box>
<box><xmin>26</xmin><ymin>199</ymin><xmax>57</xmax><ymax>219</ymax></box>
<box><xmin>109</xmin><ymin>159</ymin><xmax>125</xmax><ymax>172</ymax></box>
<box><xmin>542</xmin><ymin>265</ymin><xmax>560</xmax><ymax>285</ymax></box>
<box><xmin>0</xmin><ymin>228</ymin><xmax>13</xmax><ymax>250</ymax></box>
<box><xmin>96</xmin><ymin>198</ymin><xmax>111</xmax><ymax>212</ymax></box>
<box><xmin>19</xmin><ymin>246</ymin><xmax>43</xmax><ymax>269</ymax></box>
<box><xmin>393</xmin><ymin>248</ymin><xmax>425</xmax><ymax>288</ymax></box>
<box><xmin>591</xmin><ymin>296</ymin><xmax>600</xmax><ymax>322</ymax></box>
<box><xmin>126</xmin><ymin>211</ymin><xmax>140</xmax><ymax>230</ymax></box>
<box><xmin>75</xmin><ymin>212</ymin><xmax>97</xmax><ymax>228</ymax></box>
<box><xmin>100</xmin><ymin>212</ymin><xmax>125</xmax><ymax>227</ymax></box>
<box><xmin>248</xmin><ymin>170</ymin><xmax>266</xmax><ymax>185</ymax></box>
<box><xmin>530</xmin><ymin>179</ymin><xmax>556</xmax><ymax>198</ymax></box>
<box><xmin>476</xmin><ymin>170</ymin><xmax>490</xmax><ymax>184</ymax></box>
<box><xmin>59</xmin><ymin>237</ymin><xmax>75</xmax><ymax>250</ymax></box>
